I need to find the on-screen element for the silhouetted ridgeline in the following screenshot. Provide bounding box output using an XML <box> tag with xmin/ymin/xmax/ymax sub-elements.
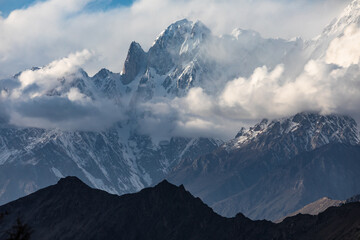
<box><xmin>0</xmin><ymin>177</ymin><xmax>359</xmax><ymax>240</ymax></box>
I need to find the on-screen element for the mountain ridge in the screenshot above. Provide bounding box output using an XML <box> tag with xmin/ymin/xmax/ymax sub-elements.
<box><xmin>0</xmin><ymin>176</ymin><xmax>360</xmax><ymax>240</ymax></box>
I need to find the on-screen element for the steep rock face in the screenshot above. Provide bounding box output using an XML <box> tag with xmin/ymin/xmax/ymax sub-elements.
<box><xmin>0</xmin><ymin>177</ymin><xmax>360</xmax><ymax>240</ymax></box>
<box><xmin>122</xmin><ymin>41</ymin><xmax>147</xmax><ymax>85</ymax></box>
<box><xmin>168</xmin><ymin>113</ymin><xmax>360</xmax><ymax>221</ymax></box>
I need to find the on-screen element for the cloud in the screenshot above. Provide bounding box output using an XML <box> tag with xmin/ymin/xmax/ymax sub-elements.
<box><xmin>219</xmin><ymin>65</ymin><xmax>284</xmax><ymax>115</ymax></box>
<box><xmin>15</xmin><ymin>96</ymin><xmax>97</xmax><ymax>121</ymax></box>
<box><xmin>0</xmin><ymin>50</ymin><xmax>125</xmax><ymax>131</ymax></box>
<box><xmin>15</xmin><ymin>49</ymin><xmax>93</xmax><ymax>96</ymax></box>
<box><xmin>9</xmin><ymin>96</ymin><xmax>123</xmax><ymax>131</ymax></box>
<box><xmin>0</xmin><ymin>0</ymin><xmax>350</xmax><ymax>78</ymax></box>
<box><xmin>137</xmin><ymin>46</ymin><xmax>360</xmax><ymax>140</ymax></box>
<box><xmin>326</xmin><ymin>23</ymin><xmax>360</xmax><ymax>68</ymax></box>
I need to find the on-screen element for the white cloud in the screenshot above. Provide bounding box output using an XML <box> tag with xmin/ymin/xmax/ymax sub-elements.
<box><xmin>219</xmin><ymin>65</ymin><xmax>284</xmax><ymax>113</ymax></box>
<box><xmin>0</xmin><ymin>49</ymin><xmax>125</xmax><ymax>131</ymax></box>
<box><xmin>326</xmin><ymin>23</ymin><xmax>360</xmax><ymax>68</ymax></box>
<box><xmin>16</xmin><ymin>49</ymin><xmax>93</xmax><ymax>94</ymax></box>
<box><xmin>138</xmin><ymin>54</ymin><xmax>360</xmax><ymax>139</ymax></box>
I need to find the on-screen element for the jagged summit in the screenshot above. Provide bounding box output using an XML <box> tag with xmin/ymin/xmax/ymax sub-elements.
<box><xmin>121</xmin><ymin>41</ymin><xmax>146</xmax><ymax>85</ymax></box>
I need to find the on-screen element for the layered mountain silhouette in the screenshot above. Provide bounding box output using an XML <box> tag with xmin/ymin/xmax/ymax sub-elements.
<box><xmin>0</xmin><ymin>177</ymin><xmax>359</xmax><ymax>240</ymax></box>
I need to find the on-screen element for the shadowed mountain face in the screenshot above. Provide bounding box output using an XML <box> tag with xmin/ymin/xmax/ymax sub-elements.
<box><xmin>0</xmin><ymin>177</ymin><xmax>359</xmax><ymax>240</ymax></box>
<box><xmin>168</xmin><ymin>113</ymin><xmax>360</xmax><ymax>221</ymax></box>
<box><xmin>277</xmin><ymin>197</ymin><xmax>344</xmax><ymax>223</ymax></box>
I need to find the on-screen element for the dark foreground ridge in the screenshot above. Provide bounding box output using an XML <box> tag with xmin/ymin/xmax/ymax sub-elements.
<box><xmin>0</xmin><ymin>177</ymin><xmax>359</xmax><ymax>240</ymax></box>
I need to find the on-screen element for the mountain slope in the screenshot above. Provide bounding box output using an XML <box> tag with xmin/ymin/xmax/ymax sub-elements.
<box><xmin>276</xmin><ymin>197</ymin><xmax>344</xmax><ymax>222</ymax></box>
<box><xmin>0</xmin><ymin>177</ymin><xmax>359</xmax><ymax>240</ymax></box>
<box><xmin>168</xmin><ymin>113</ymin><xmax>360</xmax><ymax>221</ymax></box>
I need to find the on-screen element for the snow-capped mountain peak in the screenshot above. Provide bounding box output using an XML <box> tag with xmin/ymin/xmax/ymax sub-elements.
<box><xmin>228</xmin><ymin>112</ymin><xmax>359</xmax><ymax>157</ymax></box>
<box><xmin>152</xmin><ymin>19</ymin><xmax>209</xmax><ymax>48</ymax></box>
<box><xmin>322</xmin><ymin>0</ymin><xmax>360</xmax><ymax>37</ymax></box>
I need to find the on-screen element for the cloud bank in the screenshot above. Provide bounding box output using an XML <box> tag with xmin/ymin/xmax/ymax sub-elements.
<box><xmin>0</xmin><ymin>50</ymin><xmax>125</xmax><ymax>131</ymax></box>
<box><xmin>137</xmin><ymin>58</ymin><xmax>360</xmax><ymax>139</ymax></box>
<box><xmin>135</xmin><ymin>20</ymin><xmax>360</xmax><ymax>139</ymax></box>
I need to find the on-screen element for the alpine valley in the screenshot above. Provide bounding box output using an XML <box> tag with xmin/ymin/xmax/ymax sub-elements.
<box><xmin>0</xmin><ymin>0</ymin><xmax>360</xmax><ymax>224</ymax></box>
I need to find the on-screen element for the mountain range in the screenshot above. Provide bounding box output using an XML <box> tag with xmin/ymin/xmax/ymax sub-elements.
<box><xmin>0</xmin><ymin>0</ymin><xmax>360</xmax><ymax>223</ymax></box>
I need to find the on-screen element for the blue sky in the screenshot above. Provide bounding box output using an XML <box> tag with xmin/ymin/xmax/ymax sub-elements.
<box><xmin>0</xmin><ymin>0</ymin><xmax>134</xmax><ymax>16</ymax></box>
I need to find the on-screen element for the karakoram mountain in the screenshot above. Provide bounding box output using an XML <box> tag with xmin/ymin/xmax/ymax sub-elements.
<box><xmin>0</xmin><ymin>0</ymin><xmax>360</xmax><ymax>222</ymax></box>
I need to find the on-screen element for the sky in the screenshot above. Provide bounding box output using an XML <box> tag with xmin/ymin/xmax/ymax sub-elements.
<box><xmin>0</xmin><ymin>0</ymin><xmax>134</xmax><ymax>16</ymax></box>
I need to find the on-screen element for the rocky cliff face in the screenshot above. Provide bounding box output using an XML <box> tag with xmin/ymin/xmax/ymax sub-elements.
<box><xmin>122</xmin><ymin>41</ymin><xmax>147</xmax><ymax>85</ymax></box>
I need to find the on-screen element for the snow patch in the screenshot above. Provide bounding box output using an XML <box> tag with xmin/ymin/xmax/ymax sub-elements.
<box><xmin>51</xmin><ymin>167</ymin><xmax>64</xmax><ymax>179</ymax></box>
